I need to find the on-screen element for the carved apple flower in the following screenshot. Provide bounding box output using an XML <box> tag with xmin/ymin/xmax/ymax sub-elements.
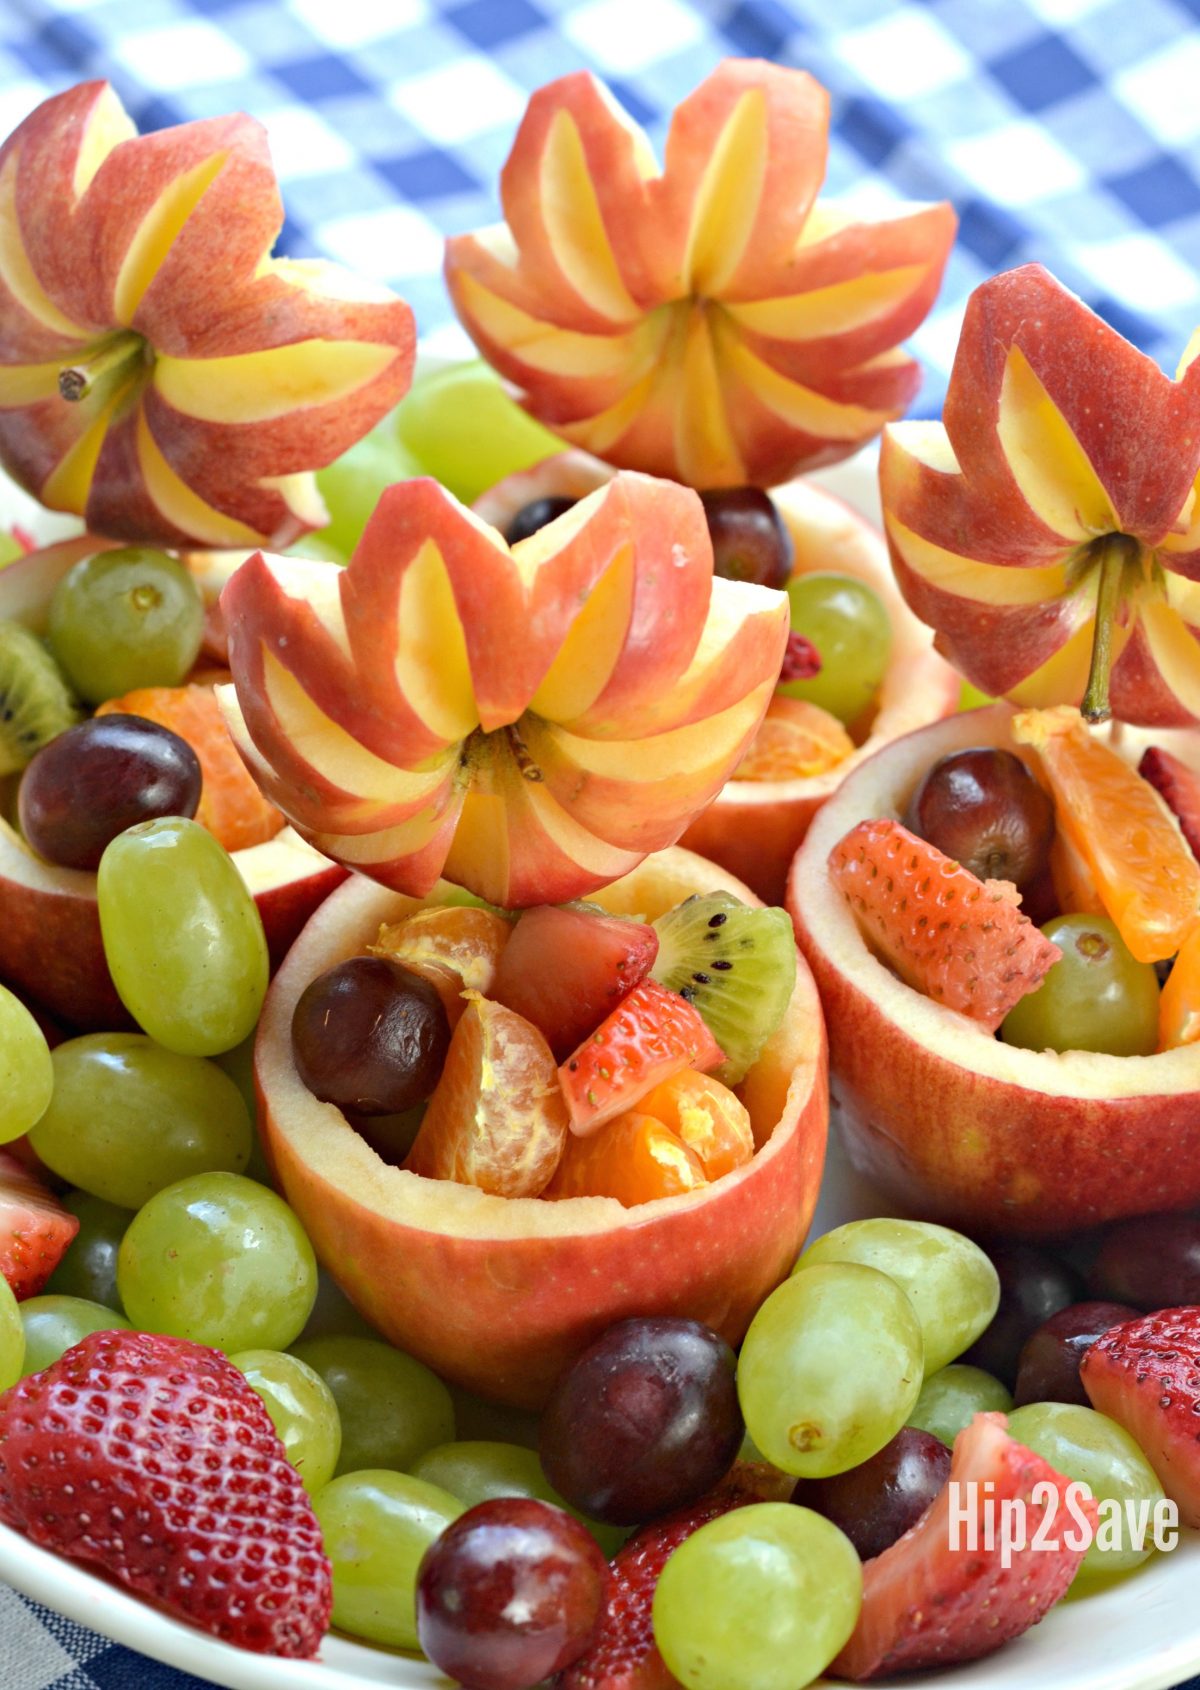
<box><xmin>882</xmin><ymin>263</ymin><xmax>1200</xmax><ymax>726</ymax></box>
<box><xmin>0</xmin><ymin>82</ymin><xmax>414</xmax><ymax>549</ymax></box>
<box><xmin>445</xmin><ymin>60</ymin><xmax>955</xmax><ymax>490</ymax></box>
<box><xmin>218</xmin><ymin>472</ymin><xmax>789</xmax><ymax>907</ymax></box>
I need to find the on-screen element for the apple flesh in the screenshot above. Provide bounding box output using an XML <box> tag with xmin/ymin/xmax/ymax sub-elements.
<box><xmin>255</xmin><ymin>846</ymin><xmax>828</xmax><ymax>1408</ymax></box>
<box><xmin>477</xmin><ymin>455</ymin><xmax>959</xmax><ymax>903</ymax></box>
<box><xmin>788</xmin><ymin>703</ymin><xmax>1200</xmax><ymax>1236</ymax></box>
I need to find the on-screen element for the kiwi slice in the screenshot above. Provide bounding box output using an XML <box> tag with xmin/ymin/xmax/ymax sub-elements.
<box><xmin>0</xmin><ymin>619</ymin><xmax>82</xmax><ymax>776</ymax></box>
<box><xmin>651</xmin><ymin>892</ymin><xmax>797</xmax><ymax>1084</ymax></box>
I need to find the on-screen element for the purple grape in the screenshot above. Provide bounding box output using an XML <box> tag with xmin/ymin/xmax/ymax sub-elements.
<box><xmin>962</xmin><ymin>1244</ymin><xmax>1083</xmax><ymax>1388</ymax></box>
<box><xmin>792</xmin><ymin>1427</ymin><xmax>950</xmax><ymax>1561</ymax></box>
<box><xmin>699</xmin><ymin>488</ymin><xmax>793</xmax><ymax>589</ymax></box>
<box><xmin>19</xmin><ymin>714</ymin><xmax>201</xmax><ymax>869</ymax></box>
<box><xmin>504</xmin><ymin>496</ymin><xmax>577</xmax><ymax>545</ymax></box>
<box><xmin>291</xmin><ymin>955</ymin><xmax>450</xmax><ymax>1115</ymax></box>
<box><xmin>903</xmin><ymin>748</ymin><xmax>1054</xmax><ymax>890</ymax></box>
<box><xmin>1089</xmin><ymin>1213</ymin><xmax>1200</xmax><ymax>1310</ymax></box>
<box><xmin>1013</xmin><ymin>1300</ymin><xmax>1141</xmax><ymax>1407</ymax></box>
<box><xmin>416</xmin><ymin>1498</ymin><xmax>608</xmax><ymax>1690</ymax></box>
<box><xmin>539</xmin><ymin>1317</ymin><xmax>742</xmax><ymax>1525</ymax></box>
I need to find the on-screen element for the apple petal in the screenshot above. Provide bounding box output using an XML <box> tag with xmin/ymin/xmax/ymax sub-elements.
<box><xmin>446</xmin><ymin>61</ymin><xmax>955</xmax><ymax>488</ymax></box>
<box><xmin>0</xmin><ymin>81</ymin><xmax>414</xmax><ymax>547</ymax></box>
<box><xmin>224</xmin><ymin>471</ymin><xmax>787</xmax><ymax>904</ymax></box>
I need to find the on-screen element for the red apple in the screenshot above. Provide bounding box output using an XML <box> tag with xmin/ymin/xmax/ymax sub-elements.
<box><xmin>255</xmin><ymin>846</ymin><xmax>828</xmax><ymax>1408</ymax></box>
<box><xmin>477</xmin><ymin>454</ymin><xmax>959</xmax><ymax>902</ymax></box>
<box><xmin>788</xmin><ymin>703</ymin><xmax>1200</xmax><ymax>1236</ymax></box>
<box><xmin>0</xmin><ymin>81</ymin><xmax>414</xmax><ymax>549</ymax></box>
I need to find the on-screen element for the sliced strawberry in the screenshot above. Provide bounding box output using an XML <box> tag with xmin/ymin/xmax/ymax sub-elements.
<box><xmin>558</xmin><ymin>980</ymin><xmax>724</xmax><ymax>1136</ymax></box>
<box><xmin>833</xmin><ymin>1412</ymin><xmax>1094</xmax><ymax>1681</ymax></box>
<box><xmin>492</xmin><ymin>904</ymin><xmax>658</xmax><ymax>1059</ymax></box>
<box><xmin>1081</xmin><ymin>1306</ymin><xmax>1200</xmax><ymax>1527</ymax></box>
<box><xmin>0</xmin><ymin>1151</ymin><xmax>78</xmax><ymax>1299</ymax></box>
<box><xmin>1138</xmin><ymin>746</ymin><xmax>1200</xmax><ymax>862</ymax></box>
<box><xmin>829</xmin><ymin>818</ymin><xmax>1061</xmax><ymax>1028</ymax></box>
<box><xmin>0</xmin><ymin>1329</ymin><xmax>331</xmax><ymax>1655</ymax></box>
<box><xmin>560</xmin><ymin>1463</ymin><xmax>792</xmax><ymax>1690</ymax></box>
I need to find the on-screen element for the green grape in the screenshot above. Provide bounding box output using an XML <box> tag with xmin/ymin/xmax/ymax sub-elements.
<box><xmin>1007</xmin><ymin>1402</ymin><xmax>1165</xmax><ymax>1577</ymax></box>
<box><xmin>118</xmin><ymin>1172</ymin><xmax>317</xmax><ymax>1352</ymax></box>
<box><xmin>292</xmin><ymin>1334</ymin><xmax>454</xmax><ymax>1474</ymax></box>
<box><xmin>29</xmin><ymin>1034</ymin><xmax>251</xmax><ymax>1208</ymax></box>
<box><xmin>19</xmin><ymin>1295</ymin><xmax>130</xmax><ymax>1377</ymax></box>
<box><xmin>45</xmin><ymin>1191</ymin><xmax>129</xmax><ymax>1309</ymax></box>
<box><xmin>394</xmin><ymin>361</ymin><xmax>563</xmax><ymax>504</ymax></box>
<box><xmin>231</xmin><ymin>1348</ymin><xmax>341</xmax><ymax>1494</ymax></box>
<box><xmin>738</xmin><ymin>1263</ymin><xmax>924</xmax><ymax>1478</ymax></box>
<box><xmin>0</xmin><ymin>531</ymin><xmax>23</xmax><ymax>568</ymax></box>
<box><xmin>447</xmin><ymin>1381</ymin><xmax>540</xmax><ymax>1450</ymax></box>
<box><xmin>798</xmin><ymin>1218</ymin><xmax>999</xmax><ymax>1375</ymax></box>
<box><xmin>97</xmin><ymin>818</ymin><xmax>268</xmax><ymax>1056</ymax></box>
<box><xmin>412</xmin><ymin>1440</ymin><xmax>624</xmax><ymax>1558</ymax></box>
<box><xmin>286</xmin><ymin>533</ymin><xmax>350</xmax><ymax>564</ymax></box>
<box><xmin>48</xmin><ymin>547</ymin><xmax>204</xmax><ymax>704</ymax></box>
<box><xmin>960</xmin><ymin>680</ymin><xmax>995</xmax><ymax>710</ymax></box>
<box><xmin>0</xmin><ymin>984</ymin><xmax>52</xmax><ymax>1144</ymax></box>
<box><xmin>314</xmin><ymin>418</ymin><xmax>423</xmax><ymax>559</ymax></box>
<box><xmin>298</xmin><ymin>1270</ymin><xmax>377</xmax><ymax>1343</ymax></box>
<box><xmin>652</xmin><ymin>1503</ymin><xmax>861</xmax><ymax>1690</ymax></box>
<box><xmin>907</xmin><ymin>1364</ymin><xmax>1013</xmax><ymax>1447</ymax></box>
<box><xmin>313</xmin><ymin>1470</ymin><xmax>463</xmax><ymax>1648</ymax></box>
<box><xmin>1001</xmin><ymin>915</ymin><xmax>1159</xmax><ymax>1056</ymax></box>
<box><xmin>779</xmin><ymin>573</ymin><xmax>892</xmax><ymax>725</ymax></box>
<box><xmin>0</xmin><ymin>1275</ymin><xmax>24</xmax><ymax>1390</ymax></box>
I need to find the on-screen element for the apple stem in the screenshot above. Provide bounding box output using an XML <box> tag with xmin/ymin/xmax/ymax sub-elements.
<box><xmin>1081</xmin><ymin>533</ymin><xmax>1138</xmax><ymax>725</ymax></box>
<box><xmin>505</xmin><ymin>722</ymin><xmax>543</xmax><ymax>783</ymax></box>
<box><xmin>58</xmin><ymin>333</ymin><xmax>141</xmax><ymax>403</ymax></box>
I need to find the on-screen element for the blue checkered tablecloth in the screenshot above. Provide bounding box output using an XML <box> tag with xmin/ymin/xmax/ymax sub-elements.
<box><xmin>3</xmin><ymin>1</ymin><xmax>1200</xmax><ymax>1686</ymax></box>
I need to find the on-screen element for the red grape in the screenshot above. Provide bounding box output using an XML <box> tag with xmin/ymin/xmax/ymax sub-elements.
<box><xmin>904</xmin><ymin>748</ymin><xmax>1054</xmax><ymax>889</ymax></box>
<box><xmin>291</xmin><ymin>956</ymin><xmax>450</xmax><ymax>1115</ymax></box>
<box><xmin>699</xmin><ymin>488</ymin><xmax>793</xmax><ymax>589</ymax></box>
<box><xmin>416</xmin><ymin>1498</ymin><xmax>608</xmax><ymax>1690</ymax></box>
<box><xmin>962</xmin><ymin>1244</ymin><xmax>1083</xmax><ymax>1388</ymax></box>
<box><xmin>793</xmin><ymin>1427</ymin><xmax>950</xmax><ymax>1561</ymax></box>
<box><xmin>1089</xmin><ymin>1213</ymin><xmax>1200</xmax><ymax>1310</ymax></box>
<box><xmin>504</xmin><ymin>496</ymin><xmax>577</xmax><ymax>545</ymax></box>
<box><xmin>19</xmin><ymin>714</ymin><xmax>201</xmax><ymax>869</ymax></box>
<box><xmin>1013</xmin><ymin>1300</ymin><xmax>1140</xmax><ymax>1406</ymax></box>
<box><xmin>539</xmin><ymin>1317</ymin><xmax>742</xmax><ymax>1525</ymax></box>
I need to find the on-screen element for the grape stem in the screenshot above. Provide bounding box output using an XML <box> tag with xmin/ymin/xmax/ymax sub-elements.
<box><xmin>1081</xmin><ymin>533</ymin><xmax>1139</xmax><ymax>725</ymax></box>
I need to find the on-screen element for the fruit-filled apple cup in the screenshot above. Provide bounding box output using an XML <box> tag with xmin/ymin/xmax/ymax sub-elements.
<box><xmin>789</xmin><ymin>703</ymin><xmax>1200</xmax><ymax>1238</ymax></box>
<box><xmin>255</xmin><ymin>846</ymin><xmax>827</xmax><ymax>1409</ymax></box>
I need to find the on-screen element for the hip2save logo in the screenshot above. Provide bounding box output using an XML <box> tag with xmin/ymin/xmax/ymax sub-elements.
<box><xmin>948</xmin><ymin>1481</ymin><xmax>1179</xmax><ymax>1570</ymax></box>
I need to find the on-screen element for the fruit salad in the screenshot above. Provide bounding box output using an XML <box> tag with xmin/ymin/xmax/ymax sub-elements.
<box><xmin>0</xmin><ymin>53</ymin><xmax>1197</xmax><ymax>1690</ymax></box>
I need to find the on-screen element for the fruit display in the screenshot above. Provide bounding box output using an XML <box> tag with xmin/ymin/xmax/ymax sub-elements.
<box><xmin>791</xmin><ymin>702</ymin><xmax>1200</xmax><ymax>1232</ymax></box>
<box><xmin>0</xmin><ymin>52</ymin><xmax>1198</xmax><ymax>1690</ymax></box>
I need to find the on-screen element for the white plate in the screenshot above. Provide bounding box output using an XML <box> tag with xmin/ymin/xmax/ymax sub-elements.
<box><xmin>4</xmin><ymin>456</ymin><xmax>1200</xmax><ymax>1690</ymax></box>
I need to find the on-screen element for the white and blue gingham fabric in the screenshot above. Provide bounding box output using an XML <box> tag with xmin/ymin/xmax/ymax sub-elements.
<box><xmin>2</xmin><ymin>1</ymin><xmax>1200</xmax><ymax>1686</ymax></box>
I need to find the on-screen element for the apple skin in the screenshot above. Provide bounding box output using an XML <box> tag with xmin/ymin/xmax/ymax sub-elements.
<box><xmin>255</xmin><ymin>846</ymin><xmax>828</xmax><ymax>1409</ymax></box>
<box><xmin>476</xmin><ymin>455</ymin><xmax>959</xmax><ymax>903</ymax></box>
<box><xmin>0</xmin><ymin>818</ymin><xmax>344</xmax><ymax>1031</ymax></box>
<box><xmin>788</xmin><ymin>703</ymin><xmax>1200</xmax><ymax>1237</ymax></box>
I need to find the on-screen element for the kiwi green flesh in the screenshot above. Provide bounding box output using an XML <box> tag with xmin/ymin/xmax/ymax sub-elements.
<box><xmin>650</xmin><ymin>892</ymin><xmax>797</xmax><ymax>1084</ymax></box>
<box><xmin>0</xmin><ymin>620</ymin><xmax>81</xmax><ymax>777</ymax></box>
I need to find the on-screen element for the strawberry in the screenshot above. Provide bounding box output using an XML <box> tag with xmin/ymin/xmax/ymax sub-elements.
<box><xmin>833</xmin><ymin>1413</ymin><xmax>1095</xmax><ymax>1681</ymax></box>
<box><xmin>0</xmin><ymin>1329</ymin><xmax>332</xmax><ymax>1656</ymax></box>
<box><xmin>492</xmin><ymin>903</ymin><xmax>659</xmax><ymax>1059</ymax></box>
<box><xmin>0</xmin><ymin>1150</ymin><xmax>78</xmax><ymax>1298</ymax></box>
<box><xmin>1138</xmin><ymin>746</ymin><xmax>1200</xmax><ymax>862</ymax></box>
<box><xmin>558</xmin><ymin>979</ymin><xmax>724</xmax><ymax>1135</ymax></box>
<box><xmin>829</xmin><ymin>818</ymin><xmax>1061</xmax><ymax>1028</ymax></box>
<box><xmin>1081</xmin><ymin>1306</ymin><xmax>1200</xmax><ymax>1527</ymax></box>
<box><xmin>559</xmin><ymin>1463</ymin><xmax>792</xmax><ymax>1690</ymax></box>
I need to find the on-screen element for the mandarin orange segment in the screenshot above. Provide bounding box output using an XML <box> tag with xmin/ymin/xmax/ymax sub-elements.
<box><xmin>1048</xmin><ymin>829</ymin><xmax>1105</xmax><ymax>920</ymax></box>
<box><xmin>1159</xmin><ymin>926</ymin><xmax>1200</xmax><ymax>1051</ymax></box>
<box><xmin>734</xmin><ymin>695</ymin><xmax>855</xmax><ymax>783</ymax></box>
<box><xmin>370</xmin><ymin>907</ymin><xmax>511</xmax><ymax>1027</ymax></box>
<box><xmin>542</xmin><ymin>1110</ymin><xmax>707</xmax><ymax>1206</ymax></box>
<box><xmin>1013</xmin><ymin>707</ymin><xmax>1200</xmax><ymax>963</ymax></box>
<box><xmin>96</xmin><ymin>683</ymin><xmax>283</xmax><ymax>854</ymax></box>
<box><xmin>636</xmin><ymin>1070</ymin><xmax>754</xmax><ymax>1181</ymax></box>
<box><xmin>405</xmin><ymin>994</ymin><xmax>569</xmax><ymax>1198</ymax></box>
